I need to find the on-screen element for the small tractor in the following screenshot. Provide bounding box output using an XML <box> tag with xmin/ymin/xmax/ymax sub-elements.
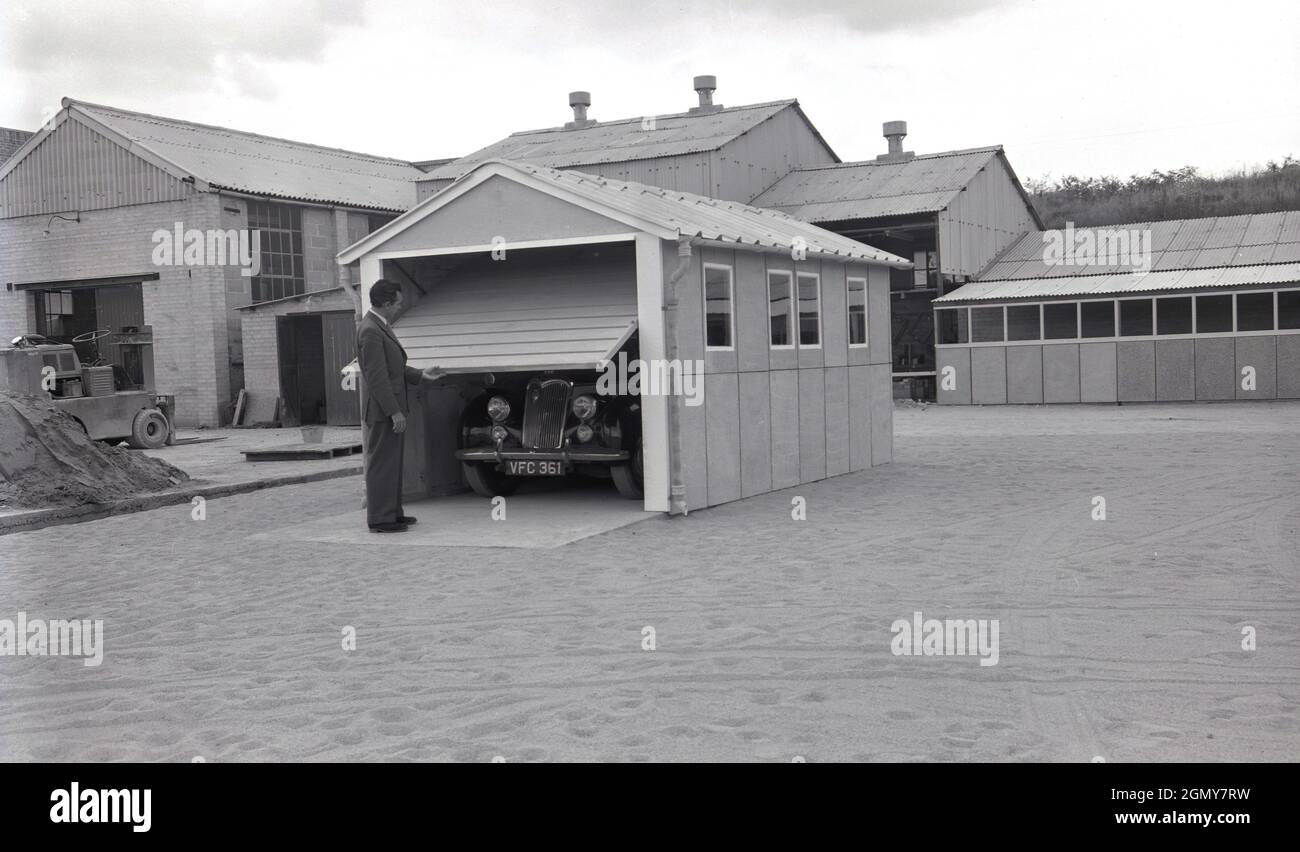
<box><xmin>0</xmin><ymin>330</ymin><xmax>176</xmax><ymax>449</ymax></box>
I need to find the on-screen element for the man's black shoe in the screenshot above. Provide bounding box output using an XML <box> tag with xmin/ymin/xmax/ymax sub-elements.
<box><xmin>369</xmin><ymin>522</ymin><xmax>409</xmax><ymax>533</ymax></box>
<box><xmin>397</xmin><ymin>515</ymin><xmax>418</xmax><ymax>525</ymax></box>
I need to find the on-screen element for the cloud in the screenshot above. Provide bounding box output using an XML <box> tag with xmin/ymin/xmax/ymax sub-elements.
<box><xmin>3</xmin><ymin>0</ymin><xmax>366</xmax><ymax>120</ymax></box>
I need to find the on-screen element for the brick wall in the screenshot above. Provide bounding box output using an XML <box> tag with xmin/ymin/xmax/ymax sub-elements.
<box><xmin>0</xmin><ymin>194</ymin><xmax>233</xmax><ymax>426</ymax></box>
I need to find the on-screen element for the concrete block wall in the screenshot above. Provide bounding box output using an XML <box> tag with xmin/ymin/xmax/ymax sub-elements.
<box><xmin>0</xmin><ymin>194</ymin><xmax>232</xmax><ymax>425</ymax></box>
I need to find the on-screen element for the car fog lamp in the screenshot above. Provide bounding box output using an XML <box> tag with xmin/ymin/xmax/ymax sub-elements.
<box><xmin>576</xmin><ymin>423</ymin><xmax>594</xmax><ymax>443</ymax></box>
<box><xmin>491</xmin><ymin>425</ymin><xmax>508</xmax><ymax>442</ymax></box>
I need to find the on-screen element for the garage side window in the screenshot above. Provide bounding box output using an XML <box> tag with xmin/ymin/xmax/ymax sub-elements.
<box><xmin>1006</xmin><ymin>304</ymin><xmax>1041</xmax><ymax>341</ymax></box>
<box><xmin>1081</xmin><ymin>300</ymin><xmax>1115</xmax><ymax>338</ymax></box>
<box><xmin>1236</xmin><ymin>292</ymin><xmax>1274</xmax><ymax>331</ymax></box>
<box><xmin>1157</xmin><ymin>297</ymin><xmax>1192</xmax><ymax>334</ymax></box>
<box><xmin>703</xmin><ymin>263</ymin><xmax>734</xmax><ymax>350</ymax></box>
<box><xmin>1043</xmin><ymin>302</ymin><xmax>1078</xmax><ymax>339</ymax></box>
<box><xmin>768</xmin><ymin>270</ymin><xmax>793</xmax><ymax>348</ymax></box>
<box><xmin>847</xmin><ymin>277</ymin><xmax>868</xmax><ymax>346</ymax></box>
<box><xmin>1196</xmin><ymin>294</ymin><xmax>1233</xmax><ymax>333</ymax></box>
<box><xmin>797</xmin><ymin>272</ymin><xmax>821</xmax><ymax>347</ymax></box>
<box><xmin>970</xmin><ymin>306</ymin><xmax>1004</xmax><ymax>342</ymax></box>
<box><xmin>1119</xmin><ymin>299</ymin><xmax>1153</xmax><ymax>336</ymax></box>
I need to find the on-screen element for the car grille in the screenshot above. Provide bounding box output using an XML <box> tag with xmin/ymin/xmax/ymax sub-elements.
<box><xmin>521</xmin><ymin>379</ymin><xmax>570</xmax><ymax>449</ymax></box>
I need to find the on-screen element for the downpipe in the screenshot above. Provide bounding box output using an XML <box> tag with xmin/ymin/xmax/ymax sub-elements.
<box><xmin>662</xmin><ymin>237</ymin><xmax>694</xmax><ymax>516</ymax></box>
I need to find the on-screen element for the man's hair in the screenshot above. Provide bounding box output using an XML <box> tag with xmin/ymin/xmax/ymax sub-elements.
<box><xmin>370</xmin><ymin>278</ymin><xmax>402</xmax><ymax>308</ymax></box>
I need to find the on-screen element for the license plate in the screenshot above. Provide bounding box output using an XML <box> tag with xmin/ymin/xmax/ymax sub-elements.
<box><xmin>504</xmin><ymin>459</ymin><xmax>564</xmax><ymax>476</ymax></box>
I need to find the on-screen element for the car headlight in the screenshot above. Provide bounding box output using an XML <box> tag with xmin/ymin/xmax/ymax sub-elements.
<box><xmin>487</xmin><ymin>396</ymin><xmax>511</xmax><ymax>422</ymax></box>
<box><xmin>571</xmin><ymin>394</ymin><xmax>598</xmax><ymax>421</ymax></box>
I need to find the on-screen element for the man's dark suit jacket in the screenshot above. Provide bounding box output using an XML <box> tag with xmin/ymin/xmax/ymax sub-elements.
<box><xmin>357</xmin><ymin>311</ymin><xmax>422</xmax><ymax>423</ymax></box>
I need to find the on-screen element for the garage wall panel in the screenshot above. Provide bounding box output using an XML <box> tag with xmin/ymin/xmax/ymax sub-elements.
<box><xmin>936</xmin><ymin>347</ymin><xmax>971</xmax><ymax>405</ymax></box>
<box><xmin>798</xmin><ymin>369</ymin><xmax>827</xmax><ymax>483</ymax></box>
<box><xmin>1117</xmin><ymin>341</ymin><xmax>1155</xmax><ymax>402</ymax></box>
<box><xmin>1195</xmin><ymin>337</ymin><xmax>1235</xmax><ymax>400</ymax></box>
<box><xmin>1080</xmin><ymin>342</ymin><xmax>1117</xmax><ymax>402</ymax></box>
<box><xmin>865</xmin><ymin>265</ymin><xmax>891</xmax><ymax>368</ymax></box>
<box><xmin>971</xmin><ymin>346</ymin><xmax>1007</xmax><ymax>404</ymax></box>
<box><xmin>1155</xmin><ymin>339</ymin><xmax>1195</xmax><ymax>400</ymax></box>
<box><xmin>770</xmin><ymin>369</ymin><xmax>801</xmax><ymax>488</ymax></box>
<box><xmin>869</xmin><ymin>363</ymin><xmax>893</xmax><ymax>465</ymax></box>
<box><xmin>1278</xmin><ymin>335</ymin><xmax>1300</xmax><ymax>399</ymax></box>
<box><xmin>1006</xmin><ymin>345</ymin><xmax>1043</xmax><ymax>403</ymax></box>
<box><xmin>1235</xmin><ymin>335</ymin><xmax>1276</xmax><ymax>399</ymax></box>
<box><xmin>735</xmin><ymin>251</ymin><xmax>770</xmax><ymax>373</ymax></box>
<box><xmin>739</xmin><ymin>371</ymin><xmax>773</xmax><ymax>497</ymax></box>
<box><xmin>824</xmin><ymin>366</ymin><xmax>850</xmax><ymax>476</ymax></box>
<box><xmin>1043</xmin><ymin>344</ymin><xmax>1080</xmax><ymax>403</ymax></box>
<box><xmin>705</xmin><ymin>371</ymin><xmax>742</xmax><ymax>505</ymax></box>
<box><xmin>821</xmin><ymin>262</ymin><xmax>848</xmax><ymax>368</ymax></box>
<box><xmin>848</xmin><ymin>365</ymin><xmax>872</xmax><ymax>471</ymax></box>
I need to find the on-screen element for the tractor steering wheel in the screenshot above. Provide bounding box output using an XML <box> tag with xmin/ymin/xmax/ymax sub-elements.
<box><xmin>72</xmin><ymin>328</ymin><xmax>113</xmax><ymax>343</ymax></box>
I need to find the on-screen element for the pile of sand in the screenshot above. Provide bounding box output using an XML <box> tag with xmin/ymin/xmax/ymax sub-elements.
<box><xmin>0</xmin><ymin>392</ymin><xmax>189</xmax><ymax>509</ymax></box>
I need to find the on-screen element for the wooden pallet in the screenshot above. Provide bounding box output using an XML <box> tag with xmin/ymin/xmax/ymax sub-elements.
<box><xmin>242</xmin><ymin>441</ymin><xmax>363</xmax><ymax>461</ymax></box>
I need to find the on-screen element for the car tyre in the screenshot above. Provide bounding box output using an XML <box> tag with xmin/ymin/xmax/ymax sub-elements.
<box><xmin>462</xmin><ymin>462</ymin><xmax>518</xmax><ymax>498</ymax></box>
<box><xmin>611</xmin><ymin>441</ymin><xmax>644</xmax><ymax>499</ymax></box>
<box><xmin>127</xmin><ymin>408</ymin><xmax>170</xmax><ymax>449</ymax></box>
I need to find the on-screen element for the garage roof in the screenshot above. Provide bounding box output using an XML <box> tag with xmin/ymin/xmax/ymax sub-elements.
<box><xmin>340</xmin><ymin>159</ymin><xmax>909</xmax><ymax>266</ymax></box>
<box><xmin>937</xmin><ymin>211</ymin><xmax>1300</xmax><ymax>302</ymax></box>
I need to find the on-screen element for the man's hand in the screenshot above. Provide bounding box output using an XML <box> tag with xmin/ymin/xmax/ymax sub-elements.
<box><xmin>422</xmin><ymin>365</ymin><xmax>447</xmax><ymax>382</ymax></box>
<box><xmin>391</xmin><ymin>412</ymin><xmax>407</xmax><ymax>434</ymax></box>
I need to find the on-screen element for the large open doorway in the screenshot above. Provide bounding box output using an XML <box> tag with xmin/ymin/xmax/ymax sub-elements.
<box><xmin>32</xmin><ymin>281</ymin><xmax>152</xmax><ymax>389</ymax></box>
<box><xmin>276</xmin><ymin>311</ymin><xmax>359</xmax><ymax>426</ymax></box>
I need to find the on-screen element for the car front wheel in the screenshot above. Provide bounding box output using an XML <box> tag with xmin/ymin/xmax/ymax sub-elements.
<box><xmin>610</xmin><ymin>441</ymin><xmax>643</xmax><ymax>499</ymax></box>
<box><xmin>462</xmin><ymin>462</ymin><xmax>518</xmax><ymax>498</ymax></box>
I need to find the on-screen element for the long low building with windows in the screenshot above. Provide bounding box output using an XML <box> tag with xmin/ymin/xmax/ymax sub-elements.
<box><xmin>931</xmin><ymin>212</ymin><xmax>1300</xmax><ymax>404</ymax></box>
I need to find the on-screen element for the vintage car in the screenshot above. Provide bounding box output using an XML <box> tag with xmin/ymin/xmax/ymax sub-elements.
<box><xmin>455</xmin><ymin>369</ymin><xmax>643</xmax><ymax>499</ymax></box>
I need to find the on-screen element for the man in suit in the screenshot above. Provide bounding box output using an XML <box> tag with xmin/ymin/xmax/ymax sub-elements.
<box><xmin>357</xmin><ymin>278</ymin><xmax>444</xmax><ymax>532</ymax></box>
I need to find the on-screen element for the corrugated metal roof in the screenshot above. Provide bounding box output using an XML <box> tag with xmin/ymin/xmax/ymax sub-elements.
<box><xmin>934</xmin><ymin>263</ymin><xmax>1300</xmax><ymax>302</ymax></box>
<box><xmin>750</xmin><ymin>147</ymin><xmax>1002</xmax><ymax>222</ymax></box>
<box><xmin>978</xmin><ymin>212</ymin><xmax>1300</xmax><ymax>281</ymax></box>
<box><xmin>67</xmin><ymin>99</ymin><xmax>427</xmax><ymax>211</ymax></box>
<box><xmin>426</xmin><ymin>101</ymin><xmax>808</xmax><ymax>182</ymax></box>
<box><xmin>343</xmin><ymin>159</ymin><xmax>910</xmax><ymax>267</ymax></box>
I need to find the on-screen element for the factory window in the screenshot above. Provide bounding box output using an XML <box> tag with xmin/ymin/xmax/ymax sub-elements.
<box><xmin>797</xmin><ymin>272</ymin><xmax>821</xmax><ymax>347</ymax></box>
<box><xmin>703</xmin><ymin>263</ymin><xmax>734</xmax><ymax>349</ymax></box>
<box><xmin>1195</xmin><ymin>294</ymin><xmax>1233</xmax><ymax>333</ymax></box>
<box><xmin>1043</xmin><ymin>302</ymin><xmax>1078</xmax><ymax>339</ymax></box>
<box><xmin>1157</xmin><ymin>297</ymin><xmax>1192</xmax><ymax>334</ymax></box>
<box><xmin>768</xmin><ymin>270</ymin><xmax>793</xmax><ymax>348</ymax></box>
<box><xmin>1006</xmin><ymin>304</ymin><xmax>1041</xmax><ymax>341</ymax></box>
<box><xmin>247</xmin><ymin>201</ymin><xmax>304</xmax><ymax>303</ymax></box>
<box><xmin>1081</xmin><ymin>300</ymin><xmax>1115</xmax><ymax>338</ymax></box>
<box><xmin>847</xmin><ymin>277</ymin><xmax>868</xmax><ymax>346</ymax></box>
<box><xmin>1236</xmin><ymin>292</ymin><xmax>1274</xmax><ymax>331</ymax></box>
<box><xmin>1279</xmin><ymin>289</ymin><xmax>1300</xmax><ymax>329</ymax></box>
<box><xmin>1119</xmin><ymin>299</ymin><xmax>1154</xmax><ymax>336</ymax></box>
<box><xmin>970</xmin><ymin>306</ymin><xmax>1004</xmax><ymax>342</ymax></box>
<box><xmin>936</xmin><ymin>308</ymin><xmax>968</xmax><ymax>345</ymax></box>
<box><xmin>40</xmin><ymin>290</ymin><xmax>74</xmax><ymax>337</ymax></box>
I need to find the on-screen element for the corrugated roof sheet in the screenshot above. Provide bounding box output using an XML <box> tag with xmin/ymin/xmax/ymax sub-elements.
<box><xmin>426</xmin><ymin>101</ymin><xmax>802</xmax><ymax>182</ymax></box>
<box><xmin>934</xmin><ymin>263</ymin><xmax>1300</xmax><ymax>302</ymax></box>
<box><xmin>750</xmin><ymin>147</ymin><xmax>1002</xmax><ymax>222</ymax></box>
<box><xmin>348</xmin><ymin>159</ymin><xmax>910</xmax><ymax>267</ymax></box>
<box><xmin>937</xmin><ymin>211</ymin><xmax>1300</xmax><ymax>302</ymax></box>
<box><xmin>977</xmin><ymin>211</ymin><xmax>1300</xmax><ymax>281</ymax></box>
<box><xmin>69</xmin><ymin>99</ymin><xmax>427</xmax><ymax>211</ymax></box>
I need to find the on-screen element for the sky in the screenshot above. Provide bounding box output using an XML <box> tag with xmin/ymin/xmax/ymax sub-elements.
<box><xmin>1</xmin><ymin>0</ymin><xmax>1297</xmax><ymax>183</ymax></box>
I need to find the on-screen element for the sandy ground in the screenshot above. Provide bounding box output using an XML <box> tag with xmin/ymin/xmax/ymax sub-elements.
<box><xmin>0</xmin><ymin>401</ymin><xmax>1295</xmax><ymax>762</ymax></box>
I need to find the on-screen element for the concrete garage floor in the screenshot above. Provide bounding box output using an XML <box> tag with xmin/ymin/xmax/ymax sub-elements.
<box><xmin>0</xmin><ymin>401</ymin><xmax>1295</xmax><ymax>762</ymax></box>
<box><xmin>259</xmin><ymin>479</ymin><xmax>651</xmax><ymax>549</ymax></box>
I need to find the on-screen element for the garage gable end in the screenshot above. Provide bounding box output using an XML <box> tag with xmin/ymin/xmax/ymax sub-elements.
<box><xmin>349</xmin><ymin>173</ymin><xmax>641</xmax><ymax>259</ymax></box>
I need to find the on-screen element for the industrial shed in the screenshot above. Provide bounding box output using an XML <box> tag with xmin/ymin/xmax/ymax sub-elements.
<box><xmin>752</xmin><ymin>126</ymin><xmax>1041</xmax><ymax>397</ymax></box>
<box><xmin>338</xmin><ymin>159</ymin><xmax>907</xmax><ymax>513</ymax></box>
<box><xmin>932</xmin><ymin>212</ymin><xmax>1300</xmax><ymax>404</ymax></box>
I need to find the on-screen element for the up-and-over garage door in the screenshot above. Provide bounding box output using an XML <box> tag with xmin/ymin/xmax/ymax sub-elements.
<box><xmin>392</xmin><ymin>249</ymin><xmax>638</xmax><ymax>373</ymax></box>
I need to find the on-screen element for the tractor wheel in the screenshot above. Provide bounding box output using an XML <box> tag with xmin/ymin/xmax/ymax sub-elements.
<box><xmin>611</xmin><ymin>441</ymin><xmax>644</xmax><ymax>499</ymax></box>
<box><xmin>127</xmin><ymin>408</ymin><xmax>170</xmax><ymax>449</ymax></box>
<box><xmin>462</xmin><ymin>462</ymin><xmax>518</xmax><ymax>498</ymax></box>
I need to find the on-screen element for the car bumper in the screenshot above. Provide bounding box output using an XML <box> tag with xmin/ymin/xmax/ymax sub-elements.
<box><xmin>456</xmin><ymin>447</ymin><xmax>630</xmax><ymax>463</ymax></box>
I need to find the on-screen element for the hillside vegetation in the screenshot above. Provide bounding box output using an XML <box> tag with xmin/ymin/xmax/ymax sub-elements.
<box><xmin>1025</xmin><ymin>157</ymin><xmax>1300</xmax><ymax>228</ymax></box>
